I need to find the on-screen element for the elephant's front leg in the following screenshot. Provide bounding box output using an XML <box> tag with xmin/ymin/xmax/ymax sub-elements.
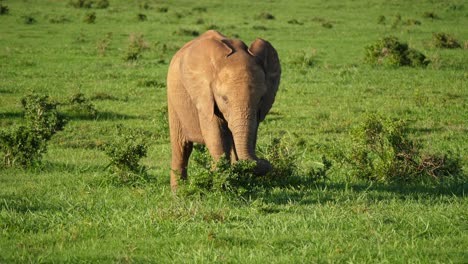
<box><xmin>199</xmin><ymin>117</ymin><xmax>232</xmax><ymax>163</ymax></box>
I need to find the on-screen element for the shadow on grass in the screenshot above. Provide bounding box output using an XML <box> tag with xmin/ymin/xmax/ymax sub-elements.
<box><xmin>65</xmin><ymin>111</ymin><xmax>142</xmax><ymax>121</ymax></box>
<box><xmin>0</xmin><ymin>111</ymin><xmax>143</xmax><ymax>121</ymax></box>
<box><xmin>256</xmin><ymin>175</ymin><xmax>467</xmax><ymax>205</ymax></box>
<box><xmin>0</xmin><ymin>112</ymin><xmax>23</xmax><ymax>120</ymax></box>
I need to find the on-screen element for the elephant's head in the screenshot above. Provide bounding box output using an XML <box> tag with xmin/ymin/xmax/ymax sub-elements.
<box><xmin>189</xmin><ymin>34</ymin><xmax>281</xmax><ymax>174</ymax></box>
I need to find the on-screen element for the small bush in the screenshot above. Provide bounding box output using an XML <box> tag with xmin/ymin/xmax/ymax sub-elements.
<box><xmin>289</xmin><ymin>50</ymin><xmax>318</xmax><ymax>68</ymax></box>
<box><xmin>137</xmin><ymin>13</ymin><xmax>147</xmax><ymax>21</ymax></box>
<box><xmin>404</xmin><ymin>19</ymin><xmax>421</xmax><ymax>26</ymax></box>
<box><xmin>124</xmin><ymin>33</ymin><xmax>149</xmax><ymax>61</ymax></box>
<box><xmin>423</xmin><ymin>11</ymin><xmax>438</xmax><ymax>19</ymax></box>
<box><xmin>84</xmin><ymin>12</ymin><xmax>96</xmax><ymax>23</ymax></box>
<box><xmin>137</xmin><ymin>79</ymin><xmax>165</xmax><ymax>88</ymax></box>
<box><xmin>21</xmin><ymin>93</ymin><xmax>67</xmax><ymax>141</ymax></box>
<box><xmin>0</xmin><ymin>93</ymin><xmax>66</xmax><ymax>167</ymax></box>
<box><xmin>391</xmin><ymin>14</ymin><xmax>402</xmax><ymax>28</ymax></box>
<box><xmin>96</xmin><ymin>32</ymin><xmax>112</xmax><ymax>56</ymax></box>
<box><xmin>22</xmin><ymin>15</ymin><xmax>37</xmax><ymax>24</ymax></box>
<box><xmin>252</xmin><ymin>25</ymin><xmax>268</xmax><ymax>31</ymax></box>
<box><xmin>180</xmin><ymin>145</ymin><xmax>260</xmax><ymax>197</ymax></box>
<box><xmin>192</xmin><ymin>7</ymin><xmax>207</xmax><ymax>13</ymax></box>
<box><xmin>64</xmin><ymin>92</ymin><xmax>98</xmax><ymax>118</ymax></box>
<box><xmin>377</xmin><ymin>15</ymin><xmax>386</xmax><ymax>25</ymax></box>
<box><xmin>180</xmin><ymin>137</ymin><xmax>330</xmax><ymax>197</ymax></box>
<box><xmin>69</xmin><ymin>0</ymin><xmax>93</xmax><ymax>8</ymax></box>
<box><xmin>156</xmin><ymin>7</ymin><xmax>168</xmax><ymax>13</ymax></box>
<box><xmin>0</xmin><ymin>126</ymin><xmax>46</xmax><ymax>168</ymax></box>
<box><xmin>69</xmin><ymin>0</ymin><xmax>108</xmax><ymax>9</ymax></box>
<box><xmin>139</xmin><ymin>2</ymin><xmax>151</xmax><ymax>10</ymax></box>
<box><xmin>103</xmin><ymin>125</ymin><xmax>150</xmax><ymax>185</ymax></box>
<box><xmin>174</xmin><ymin>29</ymin><xmax>200</xmax><ymax>37</ymax></box>
<box><xmin>365</xmin><ymin>36</ymin><xmax>429</xmax><ymax>67</ymax></box>
<box><xmin>287</xmin><ymin>19</ymin><xmax>303</xmax><ymax>25</ymax></box>
<box><xmin>49</xmin><ymin>15</ymin><xmax>71</xmax><ymax>24</ymax></box>
<box><xmin>256</xmin><ymin>12</ymin><xmax>275</xmax><ymax>20</ymax></box>
<box><xmin>94</xmin><ymin>0</ymin><xmax>109</xmax><ymax>9</ymax></box>
<box><xmin>0</xmin><ymin>4</ymin><xmax>9</xmax><ymax>15</ymax></box>
<box><xmin>347</xmin><ymin>114</ymin><xmax>462</xmax><ymax>182</ymax></box>
<box><xmin>321</xmin><ymin>22</ymin><xmax>333</xmax><ymax>28</ymax></box>
<box><xmin>432</xmin><ymin>32</ymin><xmax>461</xmax><ymax>49</ymax></box>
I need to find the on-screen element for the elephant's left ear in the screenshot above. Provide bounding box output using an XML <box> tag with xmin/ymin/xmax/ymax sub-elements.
<box><xmin>248</xmin><ymin>38</ymin><xmax>281</xmax><ymax>122</ymax></box>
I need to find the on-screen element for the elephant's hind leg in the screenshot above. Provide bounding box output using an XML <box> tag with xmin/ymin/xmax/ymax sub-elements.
<box><xmin>170</xmin><ymin>139</ymin><xmax>193</xmax><ymax>192</ymax></box>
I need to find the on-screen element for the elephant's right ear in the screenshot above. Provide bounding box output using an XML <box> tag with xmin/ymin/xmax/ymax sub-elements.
<box><xmin>248</xmin><ymin>38</ymin><xmax>281</xmax><ymax>122</ymax></box>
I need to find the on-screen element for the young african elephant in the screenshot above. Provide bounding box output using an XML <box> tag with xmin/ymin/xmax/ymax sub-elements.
<box><xmin>167</xmin><ymin>30</ymin><xmax>281</xmax><ymax>191</ymax></box>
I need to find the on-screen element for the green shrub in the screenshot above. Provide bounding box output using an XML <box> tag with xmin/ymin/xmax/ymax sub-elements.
<box><xmin>21</xmin><ymin>93</ymin><xmax>66</xmax><ymax>141</ymax></box>
<box><xmin>289</xmin><ymin>50</ymin><xmax>318</xmax><ymax>69</ymax></box>
<box><xmin>124</xmin><ymin>33</ymin><xmax>149</xmax><ymax>61</ymax></box>
<box><xmin>0</xmin><ymin>126</ymin><xmax>46</xmax><ymax>167</ymax></box>
<box><xmin>180</xmin><ymin>145</ymin><xmax>259</xmax><ymax>197</ymax></box>
<box><xmin>365</xmin><ymin>36</ymin><xmax>429</xmax><ymax>67</ymax></box>
<box><xmin>287</xmin><ymin>19</ymin><xmax>303</xmax><ymax>25</ymax></box>
<box><xmin>94</xmin><ymin>0</ymin><xmax>109</xmax><ymax>9</ymax></box>
<box><xmin>422</xmin><ymin>11</ymin><xmax>438</xmax><ymax>19</ymax></box>
<box><xmin>69</xmin><ymin>0</ymin><xmax>93</xmax><ymax>8</ymax></box>
<box><xmin>174</xmin><ymin>28</ymin><xmax>200</xmax><ymax>37</ymax></box>
<box><xmin>252</xmin><ymin>25</ymin><xmax>268</xmax><ymax>31</ymax></box>
<box><xmin>256</xmin><ymin>12</ymin><xmax>275</xmax><ymax>20</ymax></box>
<box><xmin>21</xmin><ymin>15</ymin><xmax>37</xmax><ymax>24</ymax></box>
<box><xmin>49</xmin><ymin>15</ymin><xmax>71</xmax><ymax>24</ymax></box>
<box><xmin>84</xmin><ymin>12</ymin><xmax>96</xmax><ymax>23</ymax></box>
<box><xmin>180</xmin><ymin>137</ymin><xmax>331</xmax><ymax>197</ymax></box>
<box><xmin>103</xmin><ymin>125</ymin><xmax>150</xmax><ymax>185</ymax></box>
<box><xmin>432</xmin><ymin>32</ymin><xmax>461</xmax><ymax>49</ymax></box>
<box><xmin>96</xmin><ymin>32</ymin><xmax>112</xmax><ymax>56</ymax></box>
<box><xmin>0</xmin><ymin>94</ymin><xmax>66</xmax><ymax>167</ymax></box>
<box><xmin>0</xmin><ymin>4</ymin><xmax>9</xmax><ymax>15</ymax></box>
<box><xmin>69</xmin><ymin>0</ymin><xmax>108</xmax><ymax>9</ymax></box>
<box><xmin>64</xmin><ymin>92</ymin><xmax>98</xmax><ymax>118</ymax></box>
<box><xmin>347</xmin><ymin>114</ymin><xmax>462</xmax><ymax>182</ymax></box>
<box><xmin>321</xmin><ymin>22</ymin><xmax>333</xmax><ymax>28</ymax></box>
<box><xmin>137</xmin><ymin>13</ymin><xmax>147</xmax><ymax>21</ymax></box>
<box><xmin>156</xmin><ymin>7</ymin><xmax>168</xmax><ymax>13</ymax></box>
<box><xmin>377</xmin><ymin>15</ymin><xmax>386</xmax><ymax>25</ymax></box>
<box><xmin>192</xmin><ymin>6</ymin><xmax>207</xmax><ymax>13</ymax></box>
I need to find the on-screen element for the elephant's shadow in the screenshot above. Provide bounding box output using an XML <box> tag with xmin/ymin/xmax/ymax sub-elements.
<box><xmin>256</xmin><ymin>178</ymin><xmax>466</xmax><ymax>206</ymax></box>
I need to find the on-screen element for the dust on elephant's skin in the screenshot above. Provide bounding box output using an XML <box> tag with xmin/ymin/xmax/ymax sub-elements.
<box><xmin>167</xmin><ymin>30</ymin><xmax>281</xmax><ymax>191</ymax></box>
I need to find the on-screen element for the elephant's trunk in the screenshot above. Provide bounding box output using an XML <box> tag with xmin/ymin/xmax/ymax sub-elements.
<box><xmin>229</xmin><ymin>114</ymin><xmax>271</xmax><ymax>175</ymax></box>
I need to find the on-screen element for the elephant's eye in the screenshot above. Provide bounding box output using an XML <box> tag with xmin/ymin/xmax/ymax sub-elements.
<box><xmin>222</xmin><ymin>95</ymin><xmax>229</xmax><ymax>104</ymax></box>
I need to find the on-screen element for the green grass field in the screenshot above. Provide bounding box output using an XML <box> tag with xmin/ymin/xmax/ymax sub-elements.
<box><xmin>1</xmin><ymin>0</ymin><xmax>467</xmax><ymax>262</ymax></box>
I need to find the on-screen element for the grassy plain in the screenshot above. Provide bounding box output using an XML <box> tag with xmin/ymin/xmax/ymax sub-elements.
<box><xmin>0</xmin><ymin>0</ymin><xmax>467</xmax><ymax>262</ymax></box>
